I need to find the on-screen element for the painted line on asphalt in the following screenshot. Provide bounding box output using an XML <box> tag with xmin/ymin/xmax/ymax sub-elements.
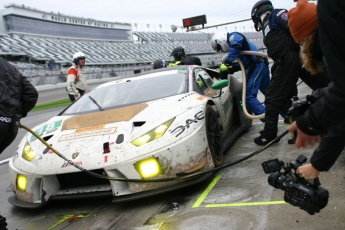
<box><xmin>192</xmin><ymin>174</ymin><xmax>286</xmax><ymax>208</ymax></box>
<box><xmin>192</xmin><ymin>174</ymin><xmax>222</xmax><ymax>208</ymax></box>
<box><xmin>205</xmin><ymin>200</ymin><xmax>286</xmax><ymax>208</ymax></box>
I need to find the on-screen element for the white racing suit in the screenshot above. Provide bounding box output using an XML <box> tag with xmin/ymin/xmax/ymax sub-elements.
<box><xmin>66</xmin><ymin>64</ymin><xmax>87</xmax><ymax>99</ymax></box>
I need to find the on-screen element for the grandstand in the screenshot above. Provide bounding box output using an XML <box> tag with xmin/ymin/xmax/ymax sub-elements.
<box><xmin>0</xmin><ymin>4</ymin><xmax>266</xmax><ymax>86</ymax></box>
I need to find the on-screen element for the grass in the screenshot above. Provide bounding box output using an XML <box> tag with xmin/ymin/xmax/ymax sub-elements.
<box><xmin>31</xmin><ymin>98</ymin><xmax>71</xmax><ymax>112</ymax></box>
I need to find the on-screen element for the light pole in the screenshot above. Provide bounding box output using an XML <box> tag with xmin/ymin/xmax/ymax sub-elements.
<box><xmin>147</xmin><ymin>24</ymin><xmax>150</xmax><ymax>32</ymax></box>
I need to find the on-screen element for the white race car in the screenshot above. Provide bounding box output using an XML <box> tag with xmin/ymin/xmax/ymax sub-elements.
<box><xmin>8</xmin><ymin>65</ymin><xmax>252</xmax><ymax>208</ymax></box>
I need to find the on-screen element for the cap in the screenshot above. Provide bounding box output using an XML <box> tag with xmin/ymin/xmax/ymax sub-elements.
<box><xmin>288</xmin><ymin>0</ymin><xmax>317</xmax><ymax>43</ymax></box>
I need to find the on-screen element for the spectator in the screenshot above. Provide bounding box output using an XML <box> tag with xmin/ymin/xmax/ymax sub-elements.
<box><xmin>0</xmin><ymin>57</ymin><xmax>38</xmax><ymax>154</ymax></box>
<box><xmin>210</xmin><ymin>31</ymin><xmax>270</xmax><ymax>122</ymax></box>
<box><xmin>287</xmin><ymin>0</ymin><xmax>345</xmax><ymax>180</ymax></box>
<box><xmin>168</xmin><ymin>47</ymin><xmax>202</xmax><ymax>66</ymax></box>
<box><xmin>251</xmin><ymin>0</ymin><xmax>301</xmax><ymax>145</ymax></box>
<box><xmin>66</xmin><ymin>52</ymin><xmax>87</xmax><ymax>102</ymax></box>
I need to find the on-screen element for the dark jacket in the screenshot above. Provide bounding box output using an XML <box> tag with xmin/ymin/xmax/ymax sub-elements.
<box><xmin>296</xmin><ymin>0</ymin><xmax>345</xmax><ymax>171</ymax></box>
<box><xmin>0</xmin><ymin>57</ymin><xmax>38</xmax><ymax>118</ymax></box>
<box><xmin>262</xmin><ymin>9</ymin><xmax>300</xmax><ymax>61</ymax></box>
<box><xmin>181</xmin><ymin>56</ymin><xmax>202</xmax><ymax>66</ymax></box>
<box><xmin>296</xmin><ymin>0</ymin><xmax>345</xmax><ymax>136</ymax></box>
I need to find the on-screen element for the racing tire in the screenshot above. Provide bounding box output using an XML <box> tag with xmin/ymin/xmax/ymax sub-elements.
<box><xmin>205</xmin><ymin>106</ymin><xmax>224</xmax><ymax>167</ymax></box>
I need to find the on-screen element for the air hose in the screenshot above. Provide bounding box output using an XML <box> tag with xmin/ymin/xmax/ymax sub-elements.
<box><xmin>237</xmin><ymin>50</ymin><xmax>304</xmax><ymax>120</ymax></box>
<box><xmin>238</xmin><ymin>50</ymin><xmax>268</xmax><ymax>120</ymax></box>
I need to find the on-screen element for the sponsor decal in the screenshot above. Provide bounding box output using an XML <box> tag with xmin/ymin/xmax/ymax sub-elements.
<box><xmin>0</xmin><ymin>117</ymin><xmax>11</xmax><ymax>123</ymax></box>
<box><xmin>75</xmin><ymin>125</ymin><xmax>105</xmax><ymax>133</ymax></box>
<box><xmin>104</xmin><ymin>155</ymin><xmax>108</xmax><ymax>163</ymax></box>
<box><xmin>170</xmin><ymin>111</ymin><xmax>204</xmax><ymax>137</ymax></box>
<box><xmin>229</xmin><ymin>35</ymin><xmax>235</xmax><ymax>42</ymax></box>
<box><xmin>30</xmin><ymin>120</ymin><xmax>63</xmax><ymax>141</ymax></box>
<box><xmin>61</xmin><ymin>161</ymin><xmax>82</xmax><ymax>168</ymax></box>
<box><xmin>280</xmin><ymin>12</ymin><xmax>287</xmax><ymax>20</ymax></box>
<box><xmin>58</xmin><ymin>127</ymin><xmax>117</xmax><ymax>142</ymax></box>
<box><xmin>264</xmin><ymin>25</ymin><xmax>270</xmax><ymax>37</ymax></box>
<box><xmin>276</xmin><ymin>10</ymin><xmax>287</xmax><ymax>20</ymax></box>
<box><xmin>178</xmin><ymin>69</ymin><xmax>188</xmax><ymax>74</ymax></box>
<box><xmin>276</xmin><ymin>9</ymin><xmax>285</xmax><ymax>17</ymax></box>
<box><xmin>178</xmin><ymin>92</ymin><xmax>195</xmax><ymax>101</ymax></box>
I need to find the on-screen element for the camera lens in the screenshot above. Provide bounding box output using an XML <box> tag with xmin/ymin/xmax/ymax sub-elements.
<box><xmin>268</xmin><ymin>172</ymin><xmax>281</xmax><ymax>189</ymax></box>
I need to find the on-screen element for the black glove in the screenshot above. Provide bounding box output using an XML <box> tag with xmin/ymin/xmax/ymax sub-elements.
<box><xmin>228</xmin><ymin>64</ymin><xmax>241</xmax><ymax>74</ymax></box>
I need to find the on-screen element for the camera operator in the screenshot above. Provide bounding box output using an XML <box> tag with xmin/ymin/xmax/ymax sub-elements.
<box><xmin>0</xmin><ymin>57</ymin><xmax>38</xmax><ymax>154</ymax></box>
<box><xmin>287</xmin><ymin>0</ymin><xmax>345</xmax><ymax>179</ymax></box>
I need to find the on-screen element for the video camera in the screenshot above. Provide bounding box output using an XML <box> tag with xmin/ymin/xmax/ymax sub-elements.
<box><xmin>262</xmin><ymin>155</ymin><xmax>329</xmax><ymax>215</ymax></box>
<box><xmin>287</xmin><ymin>95</ymin><xmax>315</xmax><ymax>121</ymax></box>
<box><xmin>286</xmin><ymin>95</ymin><xmax>315</xmax><ymax>144</ymax></box>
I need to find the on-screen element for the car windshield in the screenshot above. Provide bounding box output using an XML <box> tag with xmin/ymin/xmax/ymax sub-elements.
<box><xmin>62</xmin><ymin>69</ymin><xmax>188</xmax><ymax>115</ymax></box>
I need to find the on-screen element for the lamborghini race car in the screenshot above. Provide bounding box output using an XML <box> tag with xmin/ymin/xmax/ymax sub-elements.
<box><xmin>8</xmin><ymin>65</ymin><xmax>252</xmax><ymax>208</ymax></box>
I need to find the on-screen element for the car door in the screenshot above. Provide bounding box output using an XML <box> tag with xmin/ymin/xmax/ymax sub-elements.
<box><xmin>192</xmin><ymin>67</ymin><xmax>232</xmax><ymax>130</ymax></box>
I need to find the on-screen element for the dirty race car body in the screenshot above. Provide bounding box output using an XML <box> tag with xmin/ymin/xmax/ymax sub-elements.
<box><xmin>8</xmin><ymin>65</ymin><xmax>252</xmax><ymax>208</ymax></box>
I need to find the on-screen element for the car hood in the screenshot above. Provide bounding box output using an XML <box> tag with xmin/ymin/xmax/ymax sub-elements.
<box><xmin>14</xmin><ymin>93</ymin><xmax>206</xmax><ymax>174</ymax></box>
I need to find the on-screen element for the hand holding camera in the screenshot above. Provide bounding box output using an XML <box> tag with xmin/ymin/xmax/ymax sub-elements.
<box><xmin>262</xmin><ymin>155</ymin><xmax>329</xmax><ymax>215</ymax></box>
<box><xmin>287</xmin><ymin>96</ymin><xmax>321</xmax><ymax>147</ymax></box>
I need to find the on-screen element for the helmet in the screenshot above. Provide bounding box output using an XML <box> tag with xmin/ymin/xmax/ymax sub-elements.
<box><xmin>153</xmin><ymin>59</ymin><xmax>167</xmax><ymax>69</ymax></box>
<box><xmin>73</xmin><ymin>51</ymin><xmax>86</xmax><ymax>65</ymax></box>
<box><xmin>170</xmin><ymin>47</ymin><xmax>185</xmax><ymax>61</ymax></box>
<box><xmin>251</xmin><ymin>0</ymin><xmax>274</xmax><ymax>31</ymax></box>
<box><xmin>210</xmin><ymin>32</ymin><xmax>230</xmax><ymax>53</ymax></box>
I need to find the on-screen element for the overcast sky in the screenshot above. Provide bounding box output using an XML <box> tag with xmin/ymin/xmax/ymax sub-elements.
<box><xmin>2</xmin><ymin>0</ymin><xmax>299</xmax><ymax>33</ymax></box>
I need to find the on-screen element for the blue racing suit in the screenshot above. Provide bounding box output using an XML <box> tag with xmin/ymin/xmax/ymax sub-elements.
<box><xmin>224</xmin><ymin>32</ymin><xmax>270</xmax><ymax>120</ymax></box>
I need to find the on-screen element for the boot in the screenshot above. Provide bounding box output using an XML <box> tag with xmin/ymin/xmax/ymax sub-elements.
<box><xmin>254</xmin><ymin>131</ymin><xmax>280</xmax><ymax>146</ymax></box>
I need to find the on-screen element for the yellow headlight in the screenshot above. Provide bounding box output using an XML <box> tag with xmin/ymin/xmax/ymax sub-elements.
<box><xmin>16</xmin><ymin>174</ymin><xmax>27</xmax><ymax>192</ymax></box>
<box><xmin>131</xmin><ymin>117</ymin><xmax>175</xmax><ymax>147</ymax></box>
<box><xmin>134</xmin><ymin>157</ymin><xmax>164</xmax><ymax>178</ymax></box>
<box><xmin>22</xmin><ymin>142</ymin><xmax>36</xmax><ymax>161</ymax></box>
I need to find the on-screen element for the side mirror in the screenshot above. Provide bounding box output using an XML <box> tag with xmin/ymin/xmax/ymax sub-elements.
<box><xmin>205</xmin><ymin>80</ymin><xmax>229</xmax><ymax>98</ymax></box>
<box><xmin>212</xmin><ymin>79</ymin><xmax>229</xmax><ymax>90</ymax></box>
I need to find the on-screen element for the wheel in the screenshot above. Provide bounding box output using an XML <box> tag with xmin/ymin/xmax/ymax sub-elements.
<box><xmin>205</xmin><ymin>106</ymin><xmax>224</xmax><ymax>166</ymax></box>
